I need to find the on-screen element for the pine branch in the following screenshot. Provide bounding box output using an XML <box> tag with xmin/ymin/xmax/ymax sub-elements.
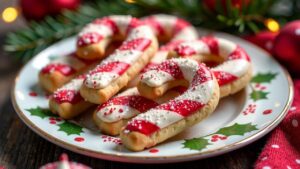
<box><xmin>4</xmin><ymin>0</ymin><xmax>144</xmax><ymax>62</ymax></box>
<box><xmin>4</xmin><ymin>0</ymin><xmax>291</xmax><ymax>62</ymax></box>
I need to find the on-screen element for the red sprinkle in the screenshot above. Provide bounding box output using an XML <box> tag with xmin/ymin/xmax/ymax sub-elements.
<box><xmin>149</xmin><ymin>148</ymin><xmax>159</xmax><ymax>153</ymax></box>
<box><xmin>50</xmin><ymin>120</ymin><xmax>56</xmax><ymax>124</ymax></box>
<box><xmin>29</xmin><ymin>92</ymin><xmax>38</xmax><ymax>97</ymax></box>
<box><xmin>49</xmin><ymin>117</ymin><xmax>56</xmax><ymax>121</ymax></box>
<box><xmin>74</xmin><ymin>137</ymin><xmax>85</xmax><ymax>142</ymax></box>
<box><xmin>263</xmin><ymin>109</ymin><xmax>273</xmax><ymax>115</ymax></box>
<box><xmin>211</xmin><ymin>138</ymin><xmax>218</xmax><ymax>142</ymax></box>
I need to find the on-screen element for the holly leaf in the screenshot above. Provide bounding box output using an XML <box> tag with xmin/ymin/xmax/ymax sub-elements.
<box><xmin>58</xmin><ymin>121</ymin><xmax>83</xmax><ymax>136</ymax></box>
<box><xmin>183</xmin><ymin>138</ymin><xmax>210</xmax><ymax>151</ymax></box>
<box><xmin>251</xmin><ymin>90</ymin><xmax>269</xmax><ymax>101</ymax></box>
<box><xmin>26</xmin><ymin>107</ymin><xmax>55</xmax><ymax>119</ymax></box>
<box><xmin>251</xmin><ymin>72</ymin><xmax>277</xmax><ymax>83</ymax></box>
<box><xmin>216</xmin><ymin>123</ymin><xmax>257</xmax><ymax>136</ymax></box>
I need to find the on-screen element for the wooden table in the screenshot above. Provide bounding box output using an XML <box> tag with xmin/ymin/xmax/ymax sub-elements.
<box><xmin>0</xmin><ymin>30</ymin><xmax>267</xmax><ymax>169</ymax></box>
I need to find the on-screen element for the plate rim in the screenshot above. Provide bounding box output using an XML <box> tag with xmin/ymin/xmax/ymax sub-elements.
<box><xmin>11</xmin><ymin>35</ymin><xmax>294</xmax><ymax>163</ymax></box>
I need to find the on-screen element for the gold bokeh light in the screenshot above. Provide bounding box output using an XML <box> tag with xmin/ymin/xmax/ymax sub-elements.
<box><xmin>264</xmin><ymin>18</ymin><xmax>280</xmax><ymax>32</ymax></box>
<box><xmin>2</xmin><ymin>7</ymin><xmax>18</xmax><ymax>23</ymax></box>
<box><xmin>125</xmin><ymin>0</ymin><xmax>136</xmax><ymax>3</ymax></box>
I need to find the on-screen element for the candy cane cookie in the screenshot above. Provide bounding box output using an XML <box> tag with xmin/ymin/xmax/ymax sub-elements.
<box><xmin>167</xmin><ymin>36</ymin><xmax>252</xmax><ymax>98</ymax></box>
<box><xmin>120</xmin><ymin>58</ymin><xmax>220</xmax><ymax>151</ymax></box>
<box><xmin>93</xmin><ymin>86</ymin><xmax>187</xmax><ymax>136</ymax></box>
<box><xmin>38</xmin><ymin>53</ymin><xmax>95</xmax><ymax>93</ymax></box>
<box><xmin>39</xmin><ymin>41</ymin><xmax>121</xmax><ymax>93</ymax></box>
<box><xmin>79</xmin><ymin>17</ymin><xmax>158</xmax><ymax>104</ymax></box>
<box><xmin>76</xmin><ymin>15</ymin><xmax>149</xmax><ymax>60</ymax></box>
<box><xmin>49</xmin><ymin>74</ymin><xmax>94</xmax><ymax>119</ymax></box>
<box><xmin>126</xmin><ymin>14</ymin><xmax>199</xmax><ymax>88</ymax></box>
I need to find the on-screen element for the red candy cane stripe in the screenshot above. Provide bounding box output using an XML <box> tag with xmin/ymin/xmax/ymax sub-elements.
<box><xmin>125</xmin><ymin>58</ymin><xmax>215</xmax><ymax>136</ymax></box>
<box><xmin>82</xmin><ymin>16</ymin><xmax>156</xmax><ymax>89</ymax></box>
<box><xmin>95</xmin><ymin>86</ymin><xmax>188</xmax><ymax>123</ymax></box>
<box><xmin>41</xmin><ymin>63</ymin><xmax>76</xmax><ymax>76</ymax></box>
<box><xmin>95</xmin><ymin>88</ymin><xmax>158</xmax><ymax>123</ymax></box>
<box><xmin>173</xmin><ymin>36</ymin><xmax>251</xmax><ymax>86</ymax></box>
<box><xmin>52</xmin><ymin>76</ymin><xmax>85</xmax><ymax>104</ymax></box>
<box><xmin>41</xmin><ymin>53</ymin><xmax>94</xmax><ymax>77</ymax></box>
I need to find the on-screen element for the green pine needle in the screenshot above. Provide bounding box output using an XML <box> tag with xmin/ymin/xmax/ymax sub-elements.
<box><xmin>3</xmin><ymin>0</ymin><xmax>289</xmax><ymax>62</ymax></box>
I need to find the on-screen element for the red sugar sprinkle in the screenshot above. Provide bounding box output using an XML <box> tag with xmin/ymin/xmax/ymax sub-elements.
<box><xmin>149</xmin><ymin>148</ymin><xmax>159</xmax><ymax>153</ymax></box>
<box><xmin>50</xmin><ymin>120</ymin><xmax>56</xmax><ymax>124</ymax></box>
<box><xmin>263</xmin><ymin>109</ymin><xmax>273</xmax><ymax>115</ymax></box>
<box><xmin>29</xmin><ymin>92</ymin><xmax>38</xmax><ymax>97</ymax></box>
<box><xmin>211</xmin><ymin>138</ymin><xmax>218</xmax><ymax>142</ymax></box>
<box><xmin>49</xmin><ymin>117</ymin><xmax>56</xmax><ymax>121</ymax></box>
<box><xmin>220</xmin><ymin>136</ymin><xmax>228</xmax><ymax>140</ymax></box>
<box><xmin>212</xmin><ymin>135</ymin><xmax>219</xmax><ymax>139</ymax></box>
<box><xmin>74</xmin><ymin>137</ymin><xmax>85</xmax><ymax>142</ymax></box>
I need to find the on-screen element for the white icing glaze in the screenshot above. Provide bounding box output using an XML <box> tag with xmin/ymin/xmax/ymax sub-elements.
<box><xmin>141</xmin><ymin>59</ymin><xmax>200</xmax><ymax>87</ymax></box>
<box><xmin>59</xmin><ymin>78</ymin><xmax>84</xmax><ymax>91</ymax></box>
<box><xmin>153</xmin><ymin>14</ymin><xmax>177</xmax><ymax>30</ymax></box>
<box><xmin>175</xmin><ymin>80</ymin><xmax>214</xmax><ymax>103</ymax></box>
<box><xmin>175</xmin><ymin>58</ymin><xmax>199</xmax><ymax>82</ymax></box>
<box><xmin>52</xmin><ymin>55</ymin><xmax>86</xmax><ymax>70</ymax></box>
<box><xmin>97</xmin><ymin>105</ymin><xmax>140</xmax><ymax>123</ymax></box>
<box><xmin>213</xmin><ymin>59</ymin><xmax>250</xmax><ymax>77</ymax></box>
<box><xmin>127</xmin><ymin>25</ymin><xmax>155</xmax><ymax>41</ymax></box>
<box><xmin>85</xmin><ymin>72</ymin><xmax>118</xmax><ymax>89</ymax></box>
<box><xmin>141</xmin><ymin>70</ymin><xmax>174</xmax><ymax>87</ymax></box>
<box><xmin>116</xmin><ymin>87</ymin><xmax>139</xmax><ymax>97</ymax></box>
<box><xmin>108</xmin><ymin>15</ymin><xmax>132</xmax><ymax>35</ymax></box>
<box><xmin>103</xmin><ymin>50</ymin><xmax>142</xmax><ymax>64</ymax></box>
<box><xmin>134</xmin><ymin>109</ymin><xmax>182</xmax><ymax>128</ymax></box>
<box><xmin>79</xmin><ymin>24</ymin><xmax>113</xmax><ymax>38</ymax></box>
<box><xmin>217</xmin><ymin>38</ymin><xmax>237</xmax><ymax>58</ymax></box>
<box><xmin>177</xmin><ymin>40</ymin><xmax>210</xmax><ymax>55</ymax></box>
<box><xmin>172</xmin><ymin>26</ymin><xmax>198</xmax><ymax>41</ymax></box>
<box><xmin>150</xmin><ymin>51</ymin><xmax>169</xmax><ymax>63</ymax></box>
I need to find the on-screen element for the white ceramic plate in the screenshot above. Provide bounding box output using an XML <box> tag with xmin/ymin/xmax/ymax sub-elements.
<box><xmin>12</xmin><ymin>31</ymin><xmax>293</xmax><ymax>163</ymax></box>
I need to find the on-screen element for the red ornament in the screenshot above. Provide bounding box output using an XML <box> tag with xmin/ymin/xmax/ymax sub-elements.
<box><xmin>48</xmin><ymin>0</ymin><xmax>81</xmax><ymax>15</ymax></box>
<box><xmin>273</xmin><ymin>20</ymin><xmax>300</xmax><ymax>75</ymax></box>
<box><xmin>244</xmin><ymin>31</ymin><xmax>278</xmax><ymax>53</ymax></box>
<box><xmin>203</xmin><ymin>0</ymin><xmax>251</xmax><ymax>12</ymax></box>
<box><xmin>20</xmin><ymin>0</ymin><xmax>80</xmax><ymax>21</ymax></box>
<box><xmin>20</xmin><ymin>0</ymin><xmax>49</xmax><ymax>21</ymax></box>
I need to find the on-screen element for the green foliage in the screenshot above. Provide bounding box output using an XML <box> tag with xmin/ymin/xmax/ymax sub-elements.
<box><xmin>4</xmin><ymin>0</ymin><xmax>143</xmax><ymax>62</ymax></box>
<box><xmin>5</xmin><ymin>0</ymin><xmax>299</xmax><ymax>62</ymax></box>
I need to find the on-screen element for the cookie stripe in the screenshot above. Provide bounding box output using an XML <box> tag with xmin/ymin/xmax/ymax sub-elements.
<box><xmin>126</xmin><ymin>58</ymin><xmax>215</xmax><ymax>136</ymax></box>
<box><xmin>173</xmin><ymin>36</ymin><xmax>251</xmax><ymax>86</ymax></box>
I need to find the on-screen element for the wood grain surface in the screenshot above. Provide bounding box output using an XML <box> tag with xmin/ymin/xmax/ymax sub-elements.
<box><xmin>0</xmin><ymin>33</ymin><xmax>268</xmax><ymax>169</ymax></box>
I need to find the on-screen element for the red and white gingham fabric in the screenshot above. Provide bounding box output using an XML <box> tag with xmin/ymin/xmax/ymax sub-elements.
<box><xmin>255</xmin><ymin>80</ymin><xmax>300</xmax><ymax>169</ymax></box>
